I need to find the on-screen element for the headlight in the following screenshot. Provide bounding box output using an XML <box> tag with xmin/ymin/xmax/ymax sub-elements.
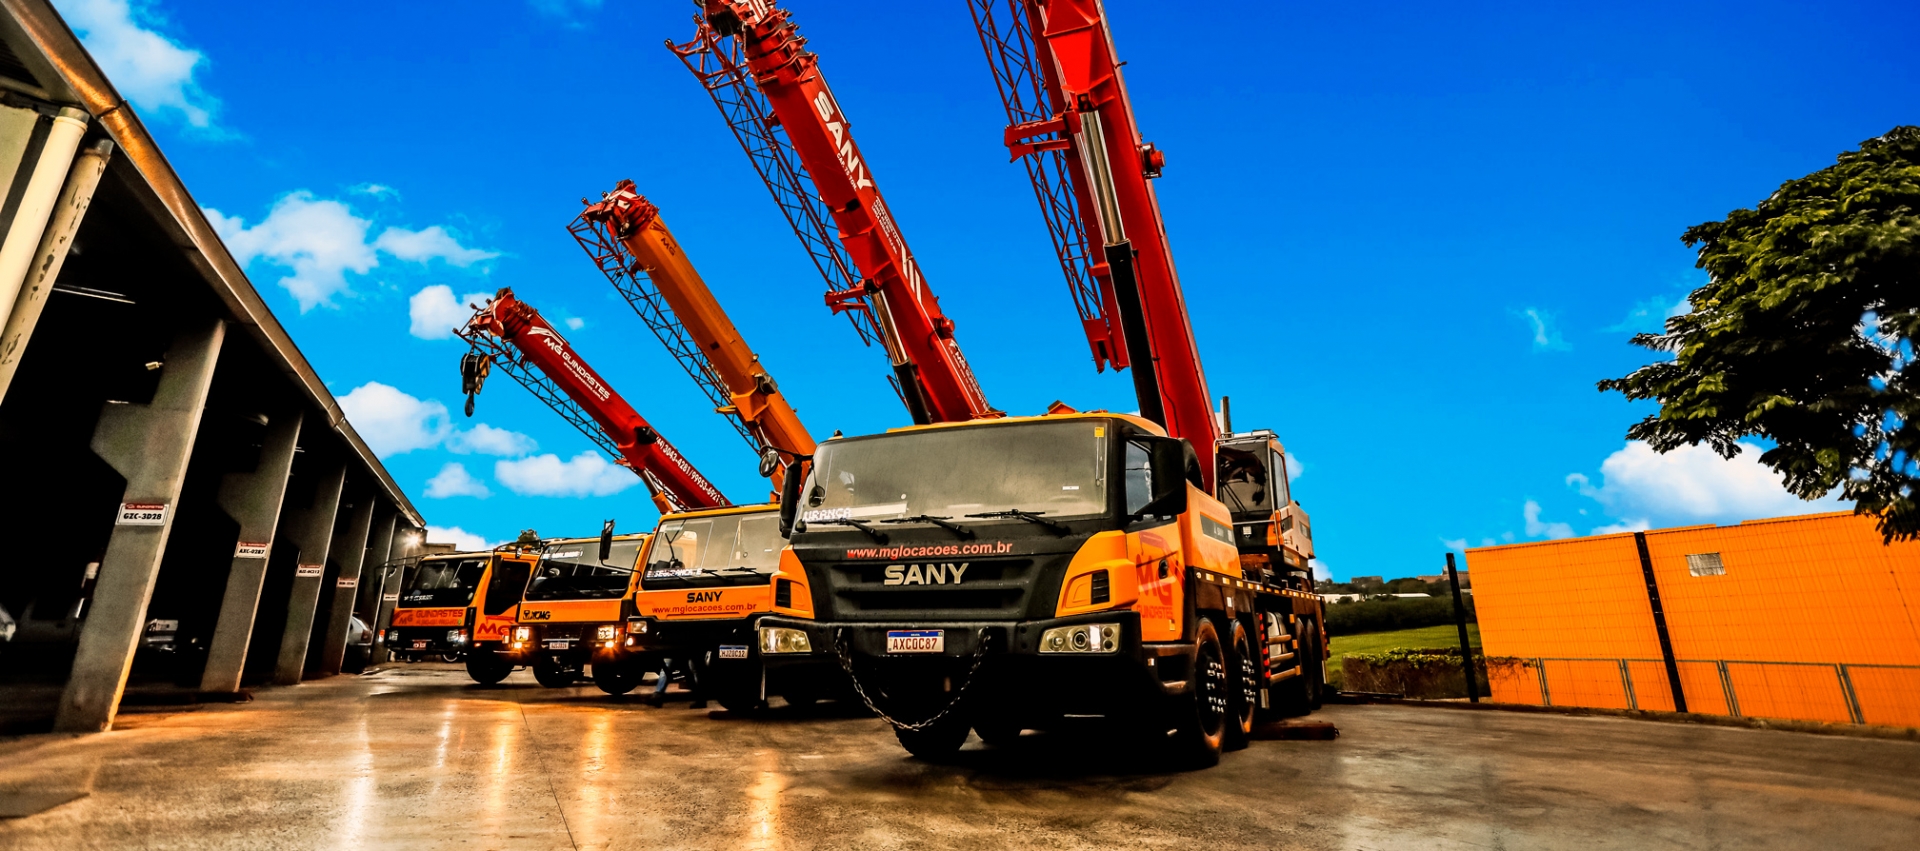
<box><xmin>595</xmin><ymin>625</ymin><xmax>618</xmax><ymax>641</ymax></box>
<box><xmin>759</xmin><ymin>626</ymin><xmax>812</xmax><ymax>655</ymax></box>
<box><xmin>513</xmin><ymin>627</ymin><xmax>531</xmax><ymax>642</ymax></box>
<box><xmin>1039</xmin><ymin>623</ymin><xmax>1119</xmax><ymax>654</ymax></box>
<box><xmin>626</xmin><ymin>619</ymin><xmax>649</xmax><ymax>635</ymax></box>
<box><xmin>448</xmin><ymin>629</ymin><xmax>467</xmax><ymax>644</ymax></box>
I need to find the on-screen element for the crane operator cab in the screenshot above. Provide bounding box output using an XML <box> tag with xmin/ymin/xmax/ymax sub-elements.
<box><xmin>1214</xmin><ymin>430</ymin><xmax>1315</xmax><ymax>586</ymax></box>
<box><xmin>388</xmin><ymin>536</ymin><xmax>541</xmax><ymax>683</ymax></box>
<box><xmin>612</xmin><ymin>503</ymin><xmax>844</xmax><ymax>711</ymax></box>
<box><xmin>503</xmin><ymin>527</ymin><xmax>651</xmax><ymax>693</ymax></box>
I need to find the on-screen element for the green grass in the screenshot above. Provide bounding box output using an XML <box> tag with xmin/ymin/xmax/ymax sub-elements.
<box><xmin>1325</xmin><ymin>624</ymin><xmax>1480</xmax><ymax>689</ymax></box>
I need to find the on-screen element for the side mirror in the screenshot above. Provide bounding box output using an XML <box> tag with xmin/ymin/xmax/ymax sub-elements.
<box><xmin>777</xmin><ymin>456</ymin><xmax>812</xmax><ymax>538</ymax></box>
<box><xmin>757</xmin><ymin>445</ymin><xmax>782</xmax><ymax>479</ymax></box>
<box><xmin>598</xmin><ymin>519</ymin><xmax>615</xmax><ymax>563</ymax></box>
<box><xmin>1142</xmin><ymin>438</ymin><xmax>1190</xmax><ymax>518</ymax></box>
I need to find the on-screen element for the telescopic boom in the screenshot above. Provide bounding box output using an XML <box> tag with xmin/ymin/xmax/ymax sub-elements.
<box><xmin>459</xmin><ymin>288</ymin><xmax>729</xmax><ymax>512</ymax></box>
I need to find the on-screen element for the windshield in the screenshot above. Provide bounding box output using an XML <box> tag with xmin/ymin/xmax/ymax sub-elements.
<box><xmin>643</xmin><ymin>511</ymin><xmax>783</xmax><ymax>588</ymax></box>
<box><xmin>526</xmin><ymin>540</ymin><xmax>645</xmax><ymax>601</ymax></box>
<box><xmin>1216</xmin><ymin>443</ymin><xmax>1272</xmax><ymax>517</ymax></box>
<box><xmin>802</xmin><ymin>420</ymin><xmax>1108</xmax><ymax>524</ymax></box>
<box><xmin>401</xmin><ymin>557</ymin><xmax>487</xmax><ymax>608</ymax></box>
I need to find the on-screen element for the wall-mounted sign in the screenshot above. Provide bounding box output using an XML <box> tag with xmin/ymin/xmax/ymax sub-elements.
<box><xmin>295</xmin><ymin>564</ymin><xmax>324</xmax><ymax>578</ymax></box>
<box><xmin>337</xmin><ymin>577</ymin><xmax>358</xmax><ymax>588</ymax></box>
<box><xmin>117</xmin><ymin>503</ymin><xmax>167</xmax><ymax>526</ymax></box>
<box><xmin>383</xmin><ymin>593</ymin><xmax>399</xmax><ymax>602</ymax></box>
<box><xmin>235</xmin><ymin>541</ymin><xmax>270</xmax><ymax>559</ymax></box>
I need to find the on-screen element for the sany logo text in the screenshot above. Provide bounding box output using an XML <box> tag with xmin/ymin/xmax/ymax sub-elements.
<box><xmin>883</xmin><ymin>563</ymin><xmax>969</xmax><ymax>586</ymax></box>
<box><xmin>812</xmin><ymin>91</ymin><xmax>875</xmax><ymax>191</ymax></box>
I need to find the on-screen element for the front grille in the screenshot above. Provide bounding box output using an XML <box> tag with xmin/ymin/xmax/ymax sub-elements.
<box><xmin>774</xmin><ymin>578</ymin><xmax>793</xmax><ymax>609</ymax></box>
<box><xmin>826</xmin><ymin>556</ymin><xmax>1055</xmax><ymax>620</ymax></box>
<box><xmin>539</xmin><ymin>624</ymin><xmax>587</xmax><ymax>641</ymax></box>
<box><xmin>1090</xmin><ymin>570</ymin><xmax>1110</xmax><ymax>604</ymax></box>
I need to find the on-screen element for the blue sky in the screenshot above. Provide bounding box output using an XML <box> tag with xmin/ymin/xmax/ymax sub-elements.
<box><xmin>56</xmin><ymin>0</ymin><xmax>1918</xmax><ymax>578</ymax></box>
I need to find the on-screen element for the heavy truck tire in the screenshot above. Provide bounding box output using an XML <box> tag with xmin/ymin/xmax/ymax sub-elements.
<box><xmin>465</xmin><ymin>651</ymin><xmax>512</xmax><ymax>686</ymax></box>
<box><xmin>533</xmin><ymin>657</ymin><xmax>578</xmax><ymax>688</ymax></box>
<box><xmin>710</xmin><ymin>667</ymin><xmax>767</xmax><ymax>713</ymax></box>
<box><xmin>1226</xmin><ymin>618</ymin><xmax>1258</xmax><ymax>751</ymax></box>
<box><xmin>592</xmin><ymin>658</ymin><xmax>643</xmax><ymax>695</ymax></box>
<box><xmin>1302</xmin><ymin>615</ymin><xmax>1327</xmax><ymax>710</ymax></box>
<box><xmin>1162</xmin><ymin>618</ymin><xmax>1228</xmax><ymax>769</ymax></box>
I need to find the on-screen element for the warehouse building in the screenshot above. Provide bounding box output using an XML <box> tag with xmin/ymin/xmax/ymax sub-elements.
<box><xmin>0</xmin><ymin>1</ymin><xmax>425</xmax><ymax>733</ymax></box>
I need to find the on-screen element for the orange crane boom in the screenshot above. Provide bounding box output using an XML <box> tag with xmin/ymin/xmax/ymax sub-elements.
<box><xmin>569</xmin><ymin>181</ymin><xmax>817</xmax><ymax>480</ymax></box>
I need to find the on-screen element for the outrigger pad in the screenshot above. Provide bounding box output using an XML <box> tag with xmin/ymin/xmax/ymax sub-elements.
<box><xmin>1251</xmin><ymin>720</ymin><xmax>1339</xmax><ymax>740</ymax></box>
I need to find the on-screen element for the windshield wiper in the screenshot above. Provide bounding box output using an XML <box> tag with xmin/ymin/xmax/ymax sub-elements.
<box><xmin>879</xmin><ymin>514</ymin><xmax>975</xmax><ymax>539</ymax></box>
<box><xmin>804</xmin><ymin>517</ymin><xmax>890</xmax><ymax>543</ymax></box>
<box><xmin>965</xmin><ymin>509</ymin><xmax>1070</xmax><ymax>535</ymax></box>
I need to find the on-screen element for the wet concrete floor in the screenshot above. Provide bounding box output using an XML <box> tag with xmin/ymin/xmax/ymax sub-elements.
<box><xmin>0</xmin><ymin>664</ymin><xmax>1915</xmax><ymax>850</ymax></box>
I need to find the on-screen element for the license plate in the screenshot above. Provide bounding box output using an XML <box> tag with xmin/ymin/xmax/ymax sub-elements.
<box><xmin>718</xmin><ymin>645</ymin><xmax>749</xmax><ymax>660</ymax></box>
<box><xmin>411</xmin><ymin>640</ymin><xmax>428</xmax><ymax>650</ymax></box>
<box><xmin>544</xmin><ymin>639</ymin><xmax>573</xmax><ymax>650</ymax></box>
<box><xmin>886</xmin><ymin>630</ymin><xmax>944</xmax><ymax>654</ymax></box>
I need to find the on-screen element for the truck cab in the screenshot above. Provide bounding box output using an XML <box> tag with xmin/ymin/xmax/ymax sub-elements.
<box><xmin>503</xmin><ymin>532</ymin><xmax>650</xmax><ymax>692</ymax></box>
<box><xmin>618</xmin><ymin>503</ymin><xmax>838</xmax><ymax>710</ymax></box>
<box><xmin>755</xmin><ymin>413</ymin><xmax>1326</xmax><ymax>764</ymax></box>
<box><xmin>388</xmin><ymin>544</ymin><xmax>539</xmax><ymax>682</ymax></box>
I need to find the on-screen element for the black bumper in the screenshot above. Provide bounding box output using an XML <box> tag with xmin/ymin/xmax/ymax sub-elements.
<box><xmin>757</xmin><ymin>611</ymin><xmax>1195</xmax><ymax>720</ymax></box>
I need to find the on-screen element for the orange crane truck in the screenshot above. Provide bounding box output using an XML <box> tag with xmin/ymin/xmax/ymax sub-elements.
<box><xmin>571</xmin><ymin>185</ymin><xmax>842</xmax><ymax>708</ymax></box>
<box><xmin>507</xmin><ymin>528</ymin><xmax>651</xmax><ymax>693</ymax></box>
<box><xmin>458</xmin><ymin>290</ymin><xmax>734</xmax><ymax>688</ymax></box>
<box><xmin>387</xmin><ymin>536</ymin><xmax>542</xmax><ymax>684</ymax></box>
<box><xmin>751</xmin><ymin>0</ymin><xmax>1326</xmax><ymax>766</ymax></box>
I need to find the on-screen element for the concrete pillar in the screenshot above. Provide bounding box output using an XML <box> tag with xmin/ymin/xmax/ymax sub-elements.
<box><xmin>197</xmin><ymin>408</ymin><xmax>305</xmax><ymax>693</ymax></box>
<box><xmin>0</xmin><ymin>107</ymin><xmax>88</xmax><ymax>333</ymax></box>
<box><xmin>375</xmin><ymin>525</ymin><xmax>420</xmax><ymax>662</ymax></box>
<box><xmin>0</xmin><ymin>139</ymin><xmax>113</xmax><ymax>404</ymax></box>
<box><xmin>271</xmin><ymin>461</ymin><xmax>345</xmax><ymax>686</ymax></box>
<box><xmin>54</xmin><ymin>319</ymin><xmax>225</xmax><ymax>733</ymax></box>
<box><xmin>315</xmin><ymin>494</ymin><xmax>376</xmax><ymax>676</ymax></box>
<box><xmin>357</xmin><ymin>511</ymin><xmax>396</xmax><ymax>622</ymax></box>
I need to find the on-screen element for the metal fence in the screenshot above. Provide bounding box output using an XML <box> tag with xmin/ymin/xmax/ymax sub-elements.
<box><xmin>1483</xmin><ymin>656</ymin><xmax>1920</xmax><ymax>727</ymax></box>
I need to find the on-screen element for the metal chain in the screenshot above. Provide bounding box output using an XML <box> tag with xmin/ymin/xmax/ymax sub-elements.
<box><xmin>833</xmin><ymin>628</ymin><xmax>992</xmax><ymax>732</ymax></box>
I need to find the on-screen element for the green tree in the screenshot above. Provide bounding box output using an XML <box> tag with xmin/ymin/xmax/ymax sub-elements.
<box><xmin>1600</xmin><ymin>126</ymin><xmax>1918</xmax><ymax>541</ymax></box>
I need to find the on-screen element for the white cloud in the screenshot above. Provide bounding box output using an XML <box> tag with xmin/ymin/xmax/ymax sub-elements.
<box><xmin>1441</xmin><ymin>537</ymin><xmax>1469</xmax><ymax>552</ymax></box>
<box><xmin>447</xmin><ymin>423</ymin><xmax>536</xmax><ymax>457</ymax></box>
<box><xmin>1283</xmin><ymin>451</ymin><xmax>1304</xmax><ymax>482</ymax></box>
<box><xmin>1607</xmin><ymin>292</ymin><xmax>1693</xmax><ymax>334</ymax></box>
<box><xmin>1519</xmin><ymin>308</ymin><xmax>1570</xmax><ymax>351</ymax></box>
<box><xmin>564</xmin><ymin>317</ymin><xmax>585</xmax><ymax>331</ymax></box>
<box><xmin>1591</xmin><ymin>519</ymin><xmax>1652</xmax><ymax>535</ymax></box>
<box><xmin>351</xmin><ymin>183</ymin><xmax>400</xmax><ymax>199</ymax></box>
<box><xmin>495</xmin><ymin>451</ymin><xmax>639</xmax><ymax>498</ymax></box>
<box><xmin>375</xmin><ymin>225</ymin><xmax>500</xmax><ymax>267</ymax></box>
<box><xmin>424</xmin><ymin>463</ymin><xmax>490</xmax><ymax>499</ymax></box>
<box><xmin>1522</xmin><ymin>500</ymin><xmax>1575</xmax><ymax>539</ymax></box>
<box><xmin>425</xmin><ymin>525</ymin><xmax>498</xmax><ymax>551</ymax></box>
<box><xmin>408</xmin><ymin>284</ymin><xmax>494</xmax><ymax>339</ymax></box>
<box><xmin>205</xmin><ymin>194</ymin><xmax>497</xmax><ymax>312</ymax></box>
<box><xmin>59</xmin><ymin>0</ymin><xmax>220</xmax><ymax>129</ymax></box>
<box><xmin>1568</xmin><ymin>441</ymin><xmax>1845</xmax><ymax>525</ymax></box>
<box><xmin>339</xmin><ymin>382</ymin><xmax>451</xmax><ymax>458</ymax></box>
<box><xmin>1308</xmin><ymin>558</ymin><xmax>1330</xmax><ymax>581</ymax></box>
<box><xmin>207</xmin><ymin>193</ymin><xmax>376</xmax><ymax>311</ymax></box>
<box><xmin>337</xmin><ymin>382</ymin><xmax>534</xmax><ymax>462</ymax></box>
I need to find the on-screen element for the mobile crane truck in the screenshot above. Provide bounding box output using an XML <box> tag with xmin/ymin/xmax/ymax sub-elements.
<box><xmin>570</xmin><ymin>184</ymin><xmax>840</xmax><ymax>709</ymax></box>
<box><xmin>507</xmin><ymin>527</ymin><xmax>651</xmax><ymax>692</ymax></box>
<box><xmin>743</xmin><ymin>0</ymin><xmax>1325</xmax><ymax>766</ymax></box>
<box><xmin>388</xmin><ymin>535</ymin><xmax>542</xmax><ymax>684</ymax></box>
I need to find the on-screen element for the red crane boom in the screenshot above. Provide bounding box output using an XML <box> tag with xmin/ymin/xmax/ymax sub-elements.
<box><xmin>678</xmin><ymin>1</ymin><xmax>1000</xmax><ymax>424</ymax></box>
<box><xmin>459</xmin><ymin>288</ymin><xmax>729</xmax><ymax>512</ymax></box>
<box><xmin>968</xmin><ymin>0</ymin><xmax>1218</xmax><ymax>490</ymax></box>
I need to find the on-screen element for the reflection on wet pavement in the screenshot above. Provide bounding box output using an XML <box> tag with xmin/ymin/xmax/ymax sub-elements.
<box><xmin>0</xmin><ymin>664</ymin><xmax>1915</xmax><ymax>850</ymax></box>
